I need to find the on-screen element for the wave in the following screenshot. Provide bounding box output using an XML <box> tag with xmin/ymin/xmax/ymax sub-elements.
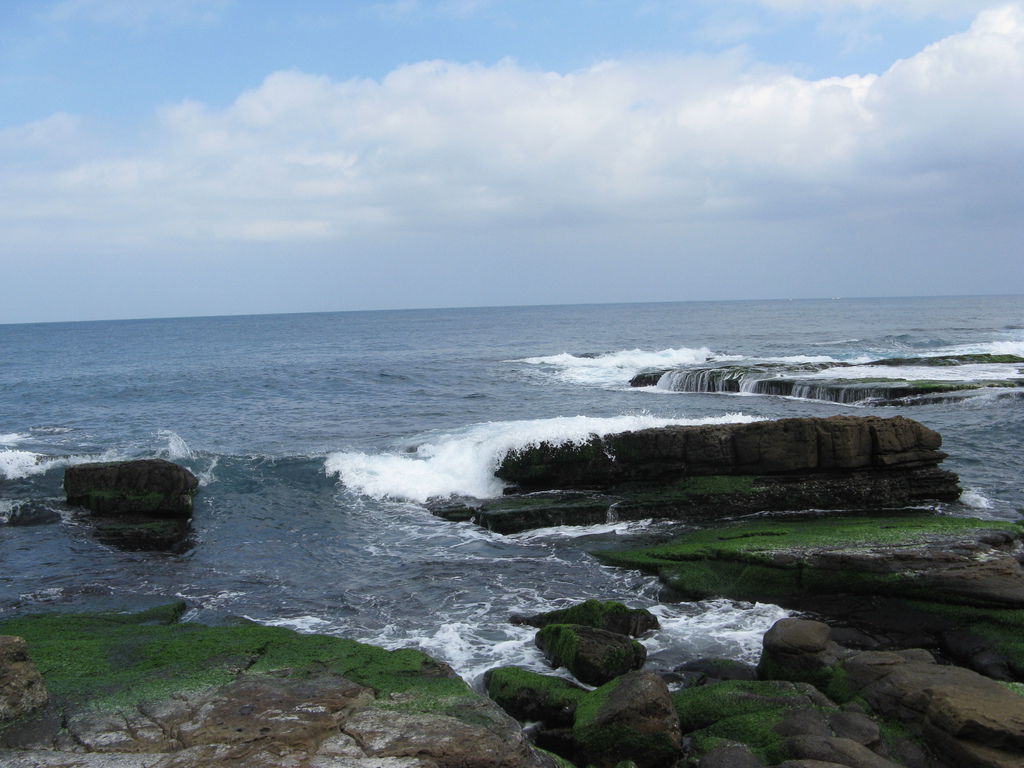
<box><xmin>0</xmin><ymin>433</ymin><xmax>28</xmax><ymax>446</ymax></box>
<box><xmin>325</xmin><ymin>413</ymin><xmax>757</xmax><ymax>503</ymax></box>
<box><xmin>513</xmin><ymin>347</ymin><xmax>717</xmax><ymax>387</ymax></box>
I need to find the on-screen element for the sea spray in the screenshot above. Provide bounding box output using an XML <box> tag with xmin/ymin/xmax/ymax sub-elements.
<box><xmin>325</xmin><ymin>412</ymin><xmax>756</xmax><ymax>503</ymax></box>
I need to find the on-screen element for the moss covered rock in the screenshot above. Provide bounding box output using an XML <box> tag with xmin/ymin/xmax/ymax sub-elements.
<box><xmin>535</xmin><ymin>624</ymin><xmax>646</xmax><ymax>686</ymax></box>
<box><xmin>573</xmin><ymin>671</ymin><xmax>682</xmax><ymax>768</ymax></box>
<box><xmin>0</xmin><ymin>605</ymin><xmax>554</xmax><ymax>768</ymax></box>
<box><xmin>512</xmin><ymin>599</ymin><xmax>659</xmax><ymax>637</ymax></box>
<box><xmin>484</xmin><ymin>666</ymin><xmax>586</xmax><ymax>727</ymax></box>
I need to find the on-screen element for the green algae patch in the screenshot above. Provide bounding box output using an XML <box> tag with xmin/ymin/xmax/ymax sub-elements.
<box><xmin>573</xmin><ymin>677</ymin><xmax>680</xmax><ymax>768</ymax></box>
<box><xmin>526</xmin><ymin>599</ymin><xmax>658</xmax><ymax>636</ymax></box>
<box><xmin>0</xmin><ymin>605</ymin><xmax>466</xmax><ymax>717</ymax></box>
<box><xmin>672</xmin><ymin>680</ymin><xmax>816</xmax><ymax>764</ymax></box>
<box><xmin>485</xmin><ymin>666</ymin><xmax>585</xmax><ymax>726</ymax></box>
<box><xmin>594</xmin><ymin>515</ymin><xmax>1022</xmax><ymax>570</ymax></box>
<box><xmin>593</xmin><ymin>515</ymin><xmax>1024</xmax><ymax>607</ymax></box>
<box><xmin>899</xmin><ymin>601</ymin><xmax>1024</xmax><ymax>676</ymax></box>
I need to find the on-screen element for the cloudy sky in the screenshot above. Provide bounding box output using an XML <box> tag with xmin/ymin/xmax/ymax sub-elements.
<box><xmin>2</xmin><ymin>0</ymin><xmax>1022</xmax><ymax>323</ymax></box>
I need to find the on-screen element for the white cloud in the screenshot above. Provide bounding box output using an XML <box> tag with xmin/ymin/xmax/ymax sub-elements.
<box><xmin>3</xmin><ymin>4</ymin><xmax>1023</xmax><ymax>248</ymax></box>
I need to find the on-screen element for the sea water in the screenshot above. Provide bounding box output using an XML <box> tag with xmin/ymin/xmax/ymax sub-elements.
<box><xmin>1</xmin><ymin>295</ymin><xmax>1022</xmax><ymax>685</ymax></box>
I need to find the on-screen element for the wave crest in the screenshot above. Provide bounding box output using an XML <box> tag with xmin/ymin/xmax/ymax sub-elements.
<box><xmin>325</xmin><ymin>413</ymin><xmax>756</xmax><ymax>503</ymax></box>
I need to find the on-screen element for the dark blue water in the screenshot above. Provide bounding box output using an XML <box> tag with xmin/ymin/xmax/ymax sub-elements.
<box><xmin>2</xmin><ymin>296</ymin><xmax>1022</xmax><ymax>683</ymax></box>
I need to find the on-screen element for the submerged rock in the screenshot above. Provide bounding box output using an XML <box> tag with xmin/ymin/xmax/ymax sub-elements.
<box><xmin>64</xmin><ymin>459</ymin><xmax>198</xmax><ymax>551</ymax></box>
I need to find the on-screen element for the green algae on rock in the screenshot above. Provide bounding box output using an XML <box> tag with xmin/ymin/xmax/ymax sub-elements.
<box><xmin>484</xmin><ymin>666</ymin><xmax>586</xmax><ymax>727</ymax></box>
<box><xmin>511</xmin><ymin>599</ymin><xmax>659</xmax><ymax>637</ymax></box>
<box><xmin>0</xmin><ymin>605</ymin><xmax>554</xmax><ymax>768</ymax></box>
<box><xmin>535</xmin><ymin>624</ymin><xmax>647</xmax><ymax>687</ymax></box>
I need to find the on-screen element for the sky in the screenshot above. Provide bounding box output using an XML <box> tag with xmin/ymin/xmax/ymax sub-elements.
<box><xmin>1</xmin><ymin>0</ymin><xmax>1022</xmax><ymax>323</ymax></box>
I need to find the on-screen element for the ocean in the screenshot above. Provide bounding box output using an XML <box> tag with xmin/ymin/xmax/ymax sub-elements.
<box><xmin>1</xmin><ymin>295</ymin><xmax>1022</xmax><ymax>687</ymax></box>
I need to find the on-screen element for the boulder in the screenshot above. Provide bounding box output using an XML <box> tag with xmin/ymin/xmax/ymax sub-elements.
<box><xmin>0</xmin><ymin>636</ymin><xmax>48</xmax><ymax>722</ymax></box>
<box><xmin>64</xmin><ymin>459</ymin><xmax>198</xmax><ymax>550</ymax></box>
<box><xmin>484</xmin><ymin>666</ymin><xmax>586</xmax><ymax>727</ymax></box>
<box><xmin>65</xmin><ymin>459</ymin><xmax>198</xmax><ymax>517</ymax></box>
<box><xmin>511</xmin><ymin>599</ymin><xmax>660</xmax><ymax>636</ymax></box>
<box><xmin>758</xmin><ymin>619</ymin><xmax>850</xmax><ymax>691</ymax></box>
<box><xmin>573</xmin><ymin>671</ymin><xmax>682</xmax><ymax>768</ymax></box>
<box><xmin>535</xmin><ymin>624</ymin><xmax>646</xmax><ymax>686</ymax></box>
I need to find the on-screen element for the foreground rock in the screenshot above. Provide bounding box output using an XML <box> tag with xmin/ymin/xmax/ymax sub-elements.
<box><xmin>759</xmin><ymin>618</ymin><xmax>1024</xmax><ymax>768</ymax></box>
<box><xmin>0</xmin><ymin>604</ymin><xmax>554</xmax><ymax>768</ymax></box>
<box><xmin>435</xmin><ymin>416</ymin><xmax>961</xmax><ymax>533</ymax></box>
<box><xmin>596</xmin><ymin>514</ymin><xmax>1024</xmax><ymax>679</ymax></box>
<box><xmin>0</xmin><ymin>636</ymin><xmax>48</xmax><ymax>722</ymax></box>
<box><xmin>64</xmin><ymin>459</ymin><xmax>198</xmax><ymax>550</ymax></box>
<box><xmin>573</xmin><ymin>671</ymin><xmax>682</xmax><ymax>768</ymax></box>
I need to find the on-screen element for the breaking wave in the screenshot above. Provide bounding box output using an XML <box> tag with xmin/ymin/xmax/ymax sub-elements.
<box><xmin>326</xmin><ymin>413</ymin><xmax>756</xmax><ymax>503</ymax></box>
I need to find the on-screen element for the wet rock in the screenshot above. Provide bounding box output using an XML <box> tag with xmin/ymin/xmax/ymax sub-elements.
<box><xmin>697</xmin><ymin>744</ymin><xmax>766</xmax><ymax>767</ymax></box>
<box><xmin>64</xmin><ymin>459</ymin><xmax>198</xmax><ymax>551</ymax></box>
<box><xmin>783</xmin><ymin>736</ymin><xmax>904</xmax><ymax>768</ymax></box>
<box><xmin>758</xmin><ymin>619</ymin><xmax>850</xmax><ymax>688</ymax></box>
<box><xmin>65</xmin><ymin>459</ymin><xmax>198</xmax><ymax>517</ymax></box>
<box><xmin>484</xmin><ymin>666</ymin><xmax>586</xmax><ymax>727</ymax></box>
<box><xmin>511</xmin><ymin>599</ymin><xmax>659</xmax><ymax>636</ymax></box>
<box><xmin>535</xmin><ymin>624</ymin><xmax>646</xmax><ymax>686</ymax></box>
<box><xmin>0</xmin><ymin>636</ymin><xmax>48</xmax><ymax>722</ymax></box>
<box><xmin>573</xmin><ymin>671</ymin><xmax>682</xmax><ymax>768</ymax></box>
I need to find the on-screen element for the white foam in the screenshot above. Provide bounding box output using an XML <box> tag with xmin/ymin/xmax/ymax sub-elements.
<box><xmin>326</xmin><ymin>413</ymin><xmax>757</xmax><ymax>503</ymax></box>
<box><xmin>961</xmin><ymin>488</ymin><xmax>994</xmax><ymax>509</ymax></box>
<box><xmin>256</xmin><ymin>615</ymin><xmax>334</xmax><ymax>633</ymax></box>
<box><xmin>0</xmin><ymin>448</ymin><xmax>119</xmax><ymax>481</ymax></box>
<box><xmin>513</xmin><ymin>347</ymin><xmax>715</xmax><ymax>387</ymax></box>
<box><xmin>0</xmin><ymin>433</ymin><xmax>28</xmax><ymax>445</ymax></box>
<box><xmin>510</xmin><ymin>519</ymin><xmax>655</xmax><ymax>541</ymax></box>
<box><xmin>941</xmin><ymin>340</ymin><xmax>1024</xmax><ymax>358</ymax></box>
<box><xmin>157</xmin><ymin>430</ymin><xmax>196</xmax><ymax>460</ymax></box>
<box><xmin>647</xmin><ymin>600</ymin><xmax>792</xmax><ymax>665</ymax></box>
<box><xmin>0</xmin><ymin>450</ymin><xmax>54</xmax><ymax>480</ymax></box>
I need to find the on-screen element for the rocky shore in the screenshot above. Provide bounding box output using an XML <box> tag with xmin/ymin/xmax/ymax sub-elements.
<box><xmin>3</xmin><ymin>415</ymin><xmax>1021</xmax><ymax>766</ymax></box>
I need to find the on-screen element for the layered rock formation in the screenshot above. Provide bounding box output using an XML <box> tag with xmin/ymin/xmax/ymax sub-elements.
<box><xmin>436</xmin><ymin>416</ymin><xmax>961</xmax><ymax>533</ymax></box>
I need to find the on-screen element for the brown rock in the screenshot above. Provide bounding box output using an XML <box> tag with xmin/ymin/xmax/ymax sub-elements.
<box><xmin>0</xmin><ymin>636</ymin><xmax>48</xmax><ymax>722</ymax></box>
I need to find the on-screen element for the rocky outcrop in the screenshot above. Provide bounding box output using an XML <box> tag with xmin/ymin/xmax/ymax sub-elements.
<box><xmin>535</xmin><ymin>624</ymin><xmax>647</xmax><ymax>686</ymax></box>
<box><xmin>0</xmin><ymin>637</ymin><xmax>47</xmax><ymax>722</ymax></box>
<box><xmin>434</xmin><ymin>417</ymin><xmax>961</xmax><ymax>533</ymax></box>
<box><xmin>595</xmin><ymin>514</ymin><xmax>1024</xmax><ymax>678</ymax></box>
<box><xmin>484</xmin><ymin>667</ymin><xmax>586</xmax><ymax>728</ymax></box>
<box><xmin>758</xmin><ymin>618</ymin><xmax>1024</xmax><ymax>768</ymax></box>
<box><xmin>63</xmin><ymin>459</ymin><xmax>198</xmax><ymax>550</ymax></box>
<box><xmin>0</xmin><ymin>605</ymin><xmax>555</xmax><ymax>768</ymax></box>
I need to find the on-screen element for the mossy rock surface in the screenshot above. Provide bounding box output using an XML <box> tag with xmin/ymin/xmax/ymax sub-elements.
<box><xmin>535</xmin><ymin>624</ymin><xmax>646</xmax><ymax>686</ymax></box>
<box><xmin>513</xmin><ymin>599</ymin><xmax>659</xmax><ymax>636</ymax></box>
<box><xmin>0</xmin><ymin>602</ymin><xmax>467</xmax><ymax>718</ymax></box>
<box><xmin>573</xmin><ymin>672</ymin><xmax>682</xmax><ymax>768</ymax></box>
<box><xmin>484</xmin><ymin>666</ymin><xmax>586</xmax><ymax>726</ymax></box>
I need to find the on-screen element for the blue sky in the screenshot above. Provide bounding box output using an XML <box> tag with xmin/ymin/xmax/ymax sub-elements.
<box><xmin>1</xmin><ymin>0</ymin><xmax>1022</xmax><ymax>322</ymax></box>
